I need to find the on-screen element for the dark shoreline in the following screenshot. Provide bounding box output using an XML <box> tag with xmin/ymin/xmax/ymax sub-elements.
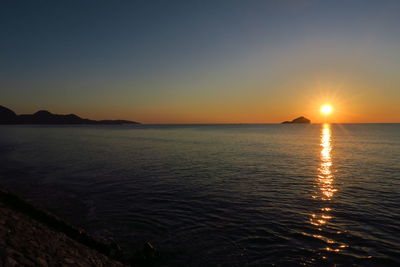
<box><xmin>0</xmin><ymin>186</ymin><xmax>160</xmax><ymax>266</ymax></box>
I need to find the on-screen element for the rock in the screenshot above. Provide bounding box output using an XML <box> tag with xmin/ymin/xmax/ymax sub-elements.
<box><xmin>130</xmin><ymin>241</ymin><xmax>159</xmax><ymax>265</ymax></box>
<box><xmin>142</xmin><ymin>242</ymin><xmax>158</xmax><ymax>259</ymax></box>
<box><xmin>6</xmin><ymin>257</ymin><xmax>18</xmax><ymax>266</ymax></box>
<box><xmin>36</xmin><ymin>257</ymin><xmax>48</xmax><ymax>267</ymax></box>
<box><xmin>64</xmin><ymin>257</ymin><xmax>75</xmax><ymax>264</ymax></box>
<box><xmin>281</xmin><ymin>116</ymin><xmax>311</xmax><ymax>124</ymax></box>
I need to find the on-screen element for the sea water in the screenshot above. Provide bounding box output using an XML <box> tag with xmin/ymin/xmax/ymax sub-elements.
<box><xmin>0</xmin><ymin>124</ymin><xmax>399</xmax><ymax>266</ymax></box>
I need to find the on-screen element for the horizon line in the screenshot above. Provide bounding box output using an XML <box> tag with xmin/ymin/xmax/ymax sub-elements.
<box><xmin>140</xmin><ymin>122</ymin><xmax>400</xmax><ymax>125</ymax></box>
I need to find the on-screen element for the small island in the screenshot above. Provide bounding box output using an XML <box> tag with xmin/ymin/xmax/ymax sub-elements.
<box><xmin>281</xmin><ymin>116</ymin><xmax>311</xmax><ymax>124</ymax></box>
<box><xmin>0</xmin><ymin>105</ymin><xmax>140</xmax><ymax>125</ymax></box>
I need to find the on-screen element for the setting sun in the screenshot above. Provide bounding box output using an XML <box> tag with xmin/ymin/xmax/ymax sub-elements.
<box><xmin>321</xmin><ymin>105</ymin><xmax>333</xmax><ymax>115</ymax></box>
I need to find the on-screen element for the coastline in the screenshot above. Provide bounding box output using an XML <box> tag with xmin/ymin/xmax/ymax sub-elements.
<box><xmin>0</xmin><ymin>187</ymin><xmax>129</xmax><ymax>266</ymax></box>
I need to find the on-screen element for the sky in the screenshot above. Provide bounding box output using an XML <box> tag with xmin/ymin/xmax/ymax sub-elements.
<box><xmin>1</xmin><ymin>0</ymin><xmax>400</xmax><ymax>123</ymax></box>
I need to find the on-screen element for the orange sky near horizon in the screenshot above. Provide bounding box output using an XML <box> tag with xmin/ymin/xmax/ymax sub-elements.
<box><xmin>12</xmin><ymin>77</ymin><xmax>399</xmax><ymax>124</ymax></box>
<box><xmin>58</xmin><ymin>75</ymin><xmax>400</xmax><ymax>124</ymax></box>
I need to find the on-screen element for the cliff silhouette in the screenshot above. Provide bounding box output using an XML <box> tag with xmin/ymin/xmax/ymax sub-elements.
<box><xmin>0</xmin><ymin>106</ymin><xmax>140</xmax><ymax>125</ymax></box>
<box><xmin>281</xmin><ymin>116</ymin><xmax>311</xmax><ymax>124</ymax></box>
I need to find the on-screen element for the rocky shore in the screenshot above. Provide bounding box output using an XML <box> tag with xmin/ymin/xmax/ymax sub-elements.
<box><xmin>0</xmin><ymin>187</ymin><xmax>128</xmax><ymax>266</ymax></box>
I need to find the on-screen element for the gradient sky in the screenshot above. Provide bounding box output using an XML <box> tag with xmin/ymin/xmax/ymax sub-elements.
<box><xmin>1</xmin><ymin>0</ymin><xmax>400</xmax><ymax>123</ymax></box>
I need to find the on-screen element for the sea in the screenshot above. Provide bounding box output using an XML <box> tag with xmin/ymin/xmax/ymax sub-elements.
<box><xmin>0</xmin><ymin>124</ymin><xmax>399</xmax><ymax>266</ymax></box>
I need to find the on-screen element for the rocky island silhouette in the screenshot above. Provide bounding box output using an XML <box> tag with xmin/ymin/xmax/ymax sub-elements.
<box><xmin>0</xmin><ymin>105</ymin><xmax>139</xmax><ymax>125</ymax></box>
<box><xmin>281</xmin><ymin>116</ymin><xmax>311</xmax><ymax>124</ymax></box>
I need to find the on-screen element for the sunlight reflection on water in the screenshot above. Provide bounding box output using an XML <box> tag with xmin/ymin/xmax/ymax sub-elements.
<box><xmin>309</xmin><ymin>123</ymin><xmax>348</xmax><ymax>256</ymax></box>
<box><xmin>319</xmin><ymin>123</ymin><xmax>336</xmax><ymax>201</ymax></box>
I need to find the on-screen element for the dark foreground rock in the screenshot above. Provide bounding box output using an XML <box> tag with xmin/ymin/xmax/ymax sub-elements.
<box><xmin>0</xmin><ymin>105</ymin><xmax>140</xmax><ymax>125</ymax></box>
<box><xmin>282</xmin><ymin>116</ymin><xmax>311</xmax><ymax>124</ymax></box>
<box><xmin>0</xmin><ymin>188</ymin><xmax>127</xmax><ymax>266</ymax></box>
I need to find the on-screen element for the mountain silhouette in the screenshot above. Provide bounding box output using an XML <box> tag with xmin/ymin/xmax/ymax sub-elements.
<box><xmin>0</xmin><ymin>106</ymin><xmax>140</xmax><ymax>125</ymax></box>
<box><xmin>0</xmin><ymin>106</ymin><xmax>17</xmax><ymax>123</ymax></box>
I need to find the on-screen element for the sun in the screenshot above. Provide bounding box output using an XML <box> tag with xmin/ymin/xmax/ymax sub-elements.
<box><xmin>320</xmin><ymin>105</ymin><xmax>333</xmax><ymax>115</ymax></box>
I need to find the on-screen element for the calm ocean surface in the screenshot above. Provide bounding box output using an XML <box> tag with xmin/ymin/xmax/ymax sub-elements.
<box><xmin>0</xmin><ymin>124</ymin><xmax>399</xmax><ymax>266</ymax></box>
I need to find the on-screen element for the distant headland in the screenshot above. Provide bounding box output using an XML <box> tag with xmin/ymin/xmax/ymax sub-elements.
<box><xmin>281</xmin><ymin>116</ymin><xmax>311</xmax><ymax>124</ymax></box>
<box><xmin>0</xmin><ymin>105</ymin><xmax>140</xmax><ymax>125</ymax></box>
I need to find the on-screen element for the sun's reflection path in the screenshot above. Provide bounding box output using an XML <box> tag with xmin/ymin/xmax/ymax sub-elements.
<box><xmin>318</xmin><ymin>123</ymin><xmax>336</xmax><ymax>201</ymax></box>
<box><xmin>307</xmin><ymin>124</ymin><xmax>347</xmax><ymax>255</ymax></box>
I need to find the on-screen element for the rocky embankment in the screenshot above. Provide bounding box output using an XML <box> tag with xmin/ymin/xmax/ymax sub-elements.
<box><xmin>0</xmin><ymin>188</ymin><xmax>127</xmax><ymax>266</ymax></box>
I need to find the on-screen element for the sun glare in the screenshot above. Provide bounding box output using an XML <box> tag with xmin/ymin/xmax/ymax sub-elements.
<box><xmin>320</xmin><ymin>105</ymin><xmax>333</xmax><ymax>115</ymax></box>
